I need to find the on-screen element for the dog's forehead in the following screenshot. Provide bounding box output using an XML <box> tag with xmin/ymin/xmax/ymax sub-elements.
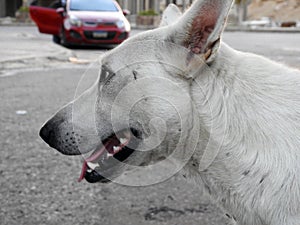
<box><xmin>103</xmin><ymin>30</ymin><xmax>191</xmax><ymax>79</ymax></box>
<box><xmin>102</xmin><ymin>29</ymin><xmax>167</xmax><ymax>67</ymax></box>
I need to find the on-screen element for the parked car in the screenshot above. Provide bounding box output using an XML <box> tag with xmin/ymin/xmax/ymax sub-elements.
<box><xmin>30</xmin><ymin>0</ymin><xmax>131</xmax><ymax>46</ymax></box>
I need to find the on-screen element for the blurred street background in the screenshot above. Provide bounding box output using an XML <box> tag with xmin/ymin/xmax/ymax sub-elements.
<box><xmin>1</xmin><ymin>0</ymin><xmax>300</xmax><ymax>225</ymax></box>
<box><xmin>2</xmin><ymin>0</ymin><xmax>300</xmax><ymax>28</ymax></box>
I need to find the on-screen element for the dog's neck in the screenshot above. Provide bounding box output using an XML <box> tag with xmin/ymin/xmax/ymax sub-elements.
<box><xmin>190</xmin><ymin>42</ymin><xmax>236</xmax><ymax>145</ymax></box>
<box><xmin>189</xmin><ymin>42</ymin><xmax>263</xmax><ymax>171</ymax></box>
<box><xmin>190</xmin><ymin>41</ymin><xmax>300</xmax><ymax>171</ymax></box>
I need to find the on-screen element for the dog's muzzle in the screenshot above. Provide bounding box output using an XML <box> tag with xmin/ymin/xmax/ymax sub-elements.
<box><xmin>39</xmin><ymin>103</ymin><xmax>142</xmax><ymax>183</ymax></box>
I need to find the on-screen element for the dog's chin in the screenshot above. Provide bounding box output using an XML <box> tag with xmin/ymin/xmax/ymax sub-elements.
<box><xmin>79</xmin><ymin>128</ymin><xmax>141</xmax><ymax>183</ymax></box>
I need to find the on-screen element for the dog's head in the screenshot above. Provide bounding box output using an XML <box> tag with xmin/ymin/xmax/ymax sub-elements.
<box><xmin>40</xmin><ymin>0</ymin><xmax>233</xmax><ymax>184</ymax></box>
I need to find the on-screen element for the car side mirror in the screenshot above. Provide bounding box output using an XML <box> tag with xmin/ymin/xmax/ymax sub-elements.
<box><xmin>56</xmin><ymin>7</ymin><xmax>65</xmax><ymax>16</ymax></box>
<box><xmin>122</xmin><ymin>9</ymin><xmax>130</xmax><ymax>16</ymax></box>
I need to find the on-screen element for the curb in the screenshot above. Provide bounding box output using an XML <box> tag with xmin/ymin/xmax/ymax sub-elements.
<box><xmin>0</xmin><ymin>41</ymin><xmax>74</xmax><ymax>64</ymax></box>
<box><xmin>1</xmin><ymin>22</ymin><xmax>300</xmax><ymax>33</ymax></box>
<box><xmin>0</xmin><ymin>50</ymin><xmax>74</xmax><ymax>64</ymax></box>
<box><xmin>226</xmin><ymin>26</ymin><xmax>300</xmax><ymax>33</ymax></box>
<box><xmin>131</xmin><ymin>25</ymin><xmax>300</xmax><ymax>33</ymax></box>
<box><xmin>0</xmin><ymin>23</ymin><xmax>35</xmax><ymax>27</ymax></box>
<box><xmin>0</xmin><ymin>42</ymin><xmax>75</xmax><ymax>73</ymax></box>
<box><xmin>0</xmin><ymin>22</ymin><xmax>35</xmax><ymax>26</ymax></box>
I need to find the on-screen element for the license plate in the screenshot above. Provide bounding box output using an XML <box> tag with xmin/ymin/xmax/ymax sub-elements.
<box><xmin>92</xmin><ymin>31</ymin><xmax>108</xmax><ymax>38</ymax></box>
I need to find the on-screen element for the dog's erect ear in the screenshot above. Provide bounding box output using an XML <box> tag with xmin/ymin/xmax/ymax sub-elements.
<box><xmin>160</xmin><ymin>4</ymin><xmax>182</xmax><ymax>27</ymax></box>
<box><xmin>171</xmin><ymin>0</ymin><xmax>233</xmax><ymax>63</ymax></box>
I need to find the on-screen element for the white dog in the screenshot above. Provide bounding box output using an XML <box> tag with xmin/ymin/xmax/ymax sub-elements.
<box><xmin>40</xmin><ymin>0</ymin><xmax>300</xmax><ymax>224</ymax></box>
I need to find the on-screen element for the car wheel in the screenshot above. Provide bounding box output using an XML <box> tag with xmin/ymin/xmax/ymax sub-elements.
<box><xmin>52</xmin><ymin>35</ymin><xmax>61</xmax><ymax>44</ymax></box>
<box><xmin>60</xmin><ymin>28</ymin><xmax>69</xmax><ymax>47</ymax></box>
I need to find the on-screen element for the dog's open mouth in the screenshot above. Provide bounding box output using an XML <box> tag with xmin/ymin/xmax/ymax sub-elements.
<box><xmin>78</xmin><ymin>129</ymin><xmax>139</xmax><ymax>183</ymax></box>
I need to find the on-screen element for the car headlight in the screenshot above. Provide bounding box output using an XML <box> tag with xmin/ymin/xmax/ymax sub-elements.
<box><xmin>69</xmin><ymin>15</ymin><xmax>82</xmax><ymax>27</ymax></box>
<box><xmin>116</xmin><ymin>20</ymin><xmax>125</xmax><ymax>29</ymax></box>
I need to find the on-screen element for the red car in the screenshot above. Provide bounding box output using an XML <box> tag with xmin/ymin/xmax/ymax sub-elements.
<box><xmin>30</xmin><ymin>0</ymin><xmax>131</xmax><ymax>46</ymax></box>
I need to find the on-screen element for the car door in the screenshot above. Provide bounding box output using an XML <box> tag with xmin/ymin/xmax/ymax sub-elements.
<box><xmin>29</xmin><ymin>5</ymin><xmax>63</xmax><ymax>35</ymax></box>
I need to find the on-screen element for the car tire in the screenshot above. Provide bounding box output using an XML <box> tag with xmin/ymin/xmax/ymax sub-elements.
<box><xmin>52</xmin><ymin>35</ymin><xmax>61</xmax><ymax>44</ymax></box>
<box><xmin>60</xmin><ymin>28</ymin><xmax>69</xmax><ymax>47</ymax></box>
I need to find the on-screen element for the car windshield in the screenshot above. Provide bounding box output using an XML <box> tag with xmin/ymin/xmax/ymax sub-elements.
<box><xmin>70</xmin><ymin>0</ymin><xmax>118</xmax><ymax>12</ymax></box>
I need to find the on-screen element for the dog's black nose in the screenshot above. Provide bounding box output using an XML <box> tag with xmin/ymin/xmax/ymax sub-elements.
<box><xmin>39</xmin><ymin>118</ymin><xmax>82</xmax><ymax>155</ymax></box>
<box><xmin>39</xmin><ymin>122</ymin><xmax>56</xmax><ymax>147</ymax></box>
<box><xmin>39</xmin><ymin>104</ymin><xmax>83</xmax><ymax>156</ymax></box>
<box><xmin>39</xmin><ymin>124</ymin><xmax>48</xmax><ymax>143</ymax></box>
<box><xmin>40</xmin><ymin>104</ymin><xmax>71</xmax><ymax>150</ymax></box>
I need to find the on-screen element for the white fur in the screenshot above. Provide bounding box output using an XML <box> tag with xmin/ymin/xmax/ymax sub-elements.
<box><xmin>186</xmin><ymin>43</ymin><xmax>300</xmax><ymax>225</ymax></box>
<box><xmin>42</xmin><ymin>0</ymin><xmax>300</xmax><ymax>224</ymax></box>
<box><xmin>117</xmin><ymin>2</ymin><xmax>300</xmax><ymax>224</ymax></box>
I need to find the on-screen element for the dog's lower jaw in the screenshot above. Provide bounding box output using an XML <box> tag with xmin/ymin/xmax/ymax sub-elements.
<box><xmin>85</xmin><ymin>170</ymin><xmax>111</xmax><ymax>183</ymax></box>
<box><xmin>78</xmin><ymin>128</ymin><xmax>142</xmax><ymax>183</ymax></box>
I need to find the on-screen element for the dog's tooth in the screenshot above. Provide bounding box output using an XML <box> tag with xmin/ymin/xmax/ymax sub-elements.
<box><xmin>113</xmin><ymin>146</ymin><xmax>121</xmax><ymax>152</ymax></box>
<box><xmin>107</xmin><ymin>153</ymin><xmax>114</xmax><ymax>158</ymax></box>
<box><xmin>113</xmin><ymin>146</ymin><xmax>122</xmax><ymax>154</ymax></box>
<box><xmin>120</xmin><ymin>138</ymin><xmax>128</xmax><ymax>145</ymax></box>
<box><xmin>87</xmin><ymin>169</ymin><xmax>92</xmax><ymax>173</ymax></box>
<box><xmin>87</xmin><ymin>162</ymin><xmax>98</xmax><ymax>170</ymax></box>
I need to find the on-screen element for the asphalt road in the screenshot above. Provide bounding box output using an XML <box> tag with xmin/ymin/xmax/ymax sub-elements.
<box><xmin>0</xmin><ymin>68</ymin><xmax>230</xmax><ymax>225</ymax></box>
<box><xmin>1</xmin><ymin>26</ymin><xmax>300</xmax><ymax>225</ymax></box>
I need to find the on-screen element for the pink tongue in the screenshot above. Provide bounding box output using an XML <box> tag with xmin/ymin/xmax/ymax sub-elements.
<box><xmin>77</xmin><ymin>135</ymin><xmax>130</xmax><ymax>183</ymax></box>
<box><xmin>77</xmin><ymin>144</ymin><xmax>109</xmax><ymax>182</ymax></box>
